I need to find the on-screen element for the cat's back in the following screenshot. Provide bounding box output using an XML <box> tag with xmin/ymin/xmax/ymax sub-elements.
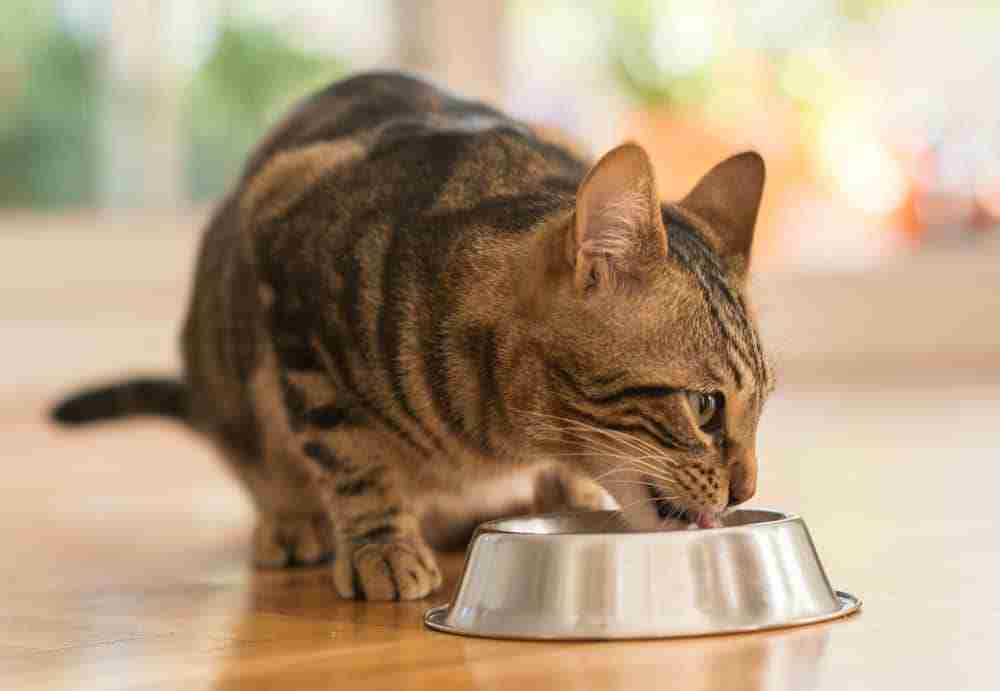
<box><xmin>241</xmin><ymin>71</ymin><xmax>589</xmax><ymax>225</ymax></box>
<box><xmin>183</xmin><ymin>72</ymin><xmax>587</xmax><ymax>456</ymax></box>
<box><xmin>243</xmin><ymin>71</ymin><xmax>502</xmax><ymax>176</ymax></box>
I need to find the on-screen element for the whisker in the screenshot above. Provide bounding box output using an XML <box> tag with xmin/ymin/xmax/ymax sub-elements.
<box><xmin>542</xmin><ymin>450</ymin><xmax>679</xmax><ymax>486</ymax></box>
<box><xmin>599</xmin><ymin>479</ymin><xmax>682</xmax><ymax>491</ymax></box>
<box><xmin>591</xmin><ymin>466</ymin><xmax>650</xmax><ymax>483</ymax></box>
<box><xmin>526</xmin><ymin>434</ymin><xmax>682</xmax><ymax>489</ymax></box>
<box><xmin>532</xmin><ymin>431</ymin><xmax>682</xmax><ymax>471</ymax></box>
<box><xmin>542</xmin><ymin>449</ymin><xmax>680</xmax><ymax>475</ymax></box>
<box><xmin>510</xmin><ymin>407</ymin><xmax>693</xmax><ymax>524</ymax></box>
<box><xmin>555</xmin><ymin>422</ymin><xmax>683</xmax><ymax>466</ymax></box>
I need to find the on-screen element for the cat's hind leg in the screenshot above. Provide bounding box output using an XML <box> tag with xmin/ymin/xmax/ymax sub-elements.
<box><xmin>259</xmin><ymin>340</ymin><xmax>441</xmax><ymax>599</ymax></box>
<box><xmin>240</xmin><ymin>354</ymin><xmax>340</xmax><ymax>569</ymax></box>
<box><xmin>227</xmin><ymin>440</ymin><xmax>336</xmax><ymax>569</ymax></box>
<box><xmin>251</xmin><ymin>505</ymin><xmax>335</xmax><ymax>568</ymax></box>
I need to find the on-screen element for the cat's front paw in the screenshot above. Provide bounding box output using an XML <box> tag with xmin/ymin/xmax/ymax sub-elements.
<box><xmin>333</xmin><ymin>536</ymin><xmax>442</xmax><ymax>601</ymax></box>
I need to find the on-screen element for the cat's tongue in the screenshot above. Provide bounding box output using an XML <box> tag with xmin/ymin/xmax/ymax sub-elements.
<box><xmin>695</xmin><ymin>513</ymin><xmax>723</xmax><ymax>530</ymax></box>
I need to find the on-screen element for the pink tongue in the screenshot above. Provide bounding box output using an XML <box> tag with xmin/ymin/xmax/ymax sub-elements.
<box><xmin>696</xmin><ymin>513</ymin><xmax>722</xmax><ymax>529</ymax></box>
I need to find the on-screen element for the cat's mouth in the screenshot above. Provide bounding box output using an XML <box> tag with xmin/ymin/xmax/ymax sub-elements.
<box><xmin>646</xmin><ymin>481</ymin><xmax>722</xmax><ymax>530</ymax></box>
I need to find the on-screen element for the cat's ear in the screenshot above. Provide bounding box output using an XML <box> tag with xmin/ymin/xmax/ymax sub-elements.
<box><xmin>678</xmin><ymin>151</ymin><xmax>765</xmax><ymax>271</ymax></box>
<box><xmin>573</xmin><ymin>142</ymin><xmax>667</xmax><ymax>293</ymax></box>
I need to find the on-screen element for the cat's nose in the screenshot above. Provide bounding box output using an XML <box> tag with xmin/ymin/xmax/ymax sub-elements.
<box><xmin>727</xmin><ymin>445</ymin><xmax>757</xmax><ymax>507</ymax></box>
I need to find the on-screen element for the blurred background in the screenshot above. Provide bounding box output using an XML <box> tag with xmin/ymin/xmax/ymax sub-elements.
<box><xmin>3</xmin><ymin>0</ymin><xmax>1000</xmax><ymax>400</ymax></box>
<box><xmin>3</xmin><ymin>7</ymin><xmax>997</xmax><ymax>685</ymax></box>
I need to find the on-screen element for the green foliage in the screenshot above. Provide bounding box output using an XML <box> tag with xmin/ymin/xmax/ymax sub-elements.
<box><xmin>184</xmin><ymin>26</ymin><xmax>345</xmax><ymax>202</ymax></box>
<box><xmin>0</xmin><ymin>11</ymin><xmax>345</xmax><ymax>209</ymax></box>
<box><xmin>837</xmin><ymin>0</ymin><xmax>909</xmax><ymax>22</ymax></box>
<box><xmin>604</xmin><ymin>0</ymin><xmax>921</xmax><ymax>113</ymax></box>
<box><xmin>605</xmin><ymin>0</ymin><xmax>715</xmax><ymax>110</ymax></box>
<box><xmin>0</xmin><ymin>25</ymin><xmax>100</xmax><ymax>208</ymax></box>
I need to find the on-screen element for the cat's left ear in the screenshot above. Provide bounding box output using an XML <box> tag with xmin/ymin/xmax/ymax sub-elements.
<box><xmin>572</xmin><ymin>142</ymin><xmax>667</xmax><ymax>293</ymax></box>
<box><xmin>678</xmin><ymin>151</ymin><xmax>765</xmax><ymax>274</ymax></box>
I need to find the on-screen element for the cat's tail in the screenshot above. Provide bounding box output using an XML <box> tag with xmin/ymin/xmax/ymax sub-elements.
<box><xmin>50</xmin><ymin>377</ymin><xmax>188</xmax><ymax>427</ymax></box>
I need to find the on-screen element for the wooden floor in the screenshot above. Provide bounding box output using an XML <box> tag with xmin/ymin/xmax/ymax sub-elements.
<box><xmin>3</xmin><ymin>380</ymin><xmax>998</xmax><ymax>690</ymax></box>
<box><xmin>2</xmin><ymin>214</ymin><xmax>998</xmax><ymax>689</ymax></box>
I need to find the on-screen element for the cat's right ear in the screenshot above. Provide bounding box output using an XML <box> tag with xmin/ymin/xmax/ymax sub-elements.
<box><xmin>572</xmin><ymin>142</ymin><xmax>667</xmax><ymax>294</ymax></box>
<box><xmin>677</xmin><ymin>151</ymin><xmax>765</xmax><ymax>276</ymax></box>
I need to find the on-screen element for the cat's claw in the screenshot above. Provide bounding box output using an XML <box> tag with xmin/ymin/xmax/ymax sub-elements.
<box><xmin>333</xmin><ymin>537</ymin><xmax>442</xmax><ymax>601</ymax></box>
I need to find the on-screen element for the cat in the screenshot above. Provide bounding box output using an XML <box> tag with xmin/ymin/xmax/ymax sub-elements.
<box><xmin>52</xmin><ymin>72</ymin><xmax>773</xmax><ymax>601</ymax></box>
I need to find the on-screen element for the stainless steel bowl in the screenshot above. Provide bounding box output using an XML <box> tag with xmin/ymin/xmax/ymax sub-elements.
<box><xmin>425</xmin><ymin>509</ymin><xmax>859</xmax><ymax>640</ymax></box>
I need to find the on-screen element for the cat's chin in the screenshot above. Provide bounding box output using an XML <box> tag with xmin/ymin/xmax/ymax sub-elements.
<box><xmin>645</xmin><ymin>481</ymin><xmax>724</xmax><ymax>530</ymax></box>
<box><xmin>600</xmin><ymin>480</ymin><xmax>723</xmax><ymax>532</ymax></box>
<box><xmin>621</xmin><ymin>512</ymin><xmax>719</xmax><ymax>532</ymax></box>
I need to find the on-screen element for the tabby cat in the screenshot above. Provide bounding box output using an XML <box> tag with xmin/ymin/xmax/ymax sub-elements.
<box><xmin>53</xmin><ymin>72</ymin><xmax>773</xmax><ymax>601</ymax></box>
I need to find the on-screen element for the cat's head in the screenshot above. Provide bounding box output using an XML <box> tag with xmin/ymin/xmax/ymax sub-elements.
<box><xmin>520</xmin><ymin>142</ymin><xmax>773</xmax><ymax>530</ymax></box>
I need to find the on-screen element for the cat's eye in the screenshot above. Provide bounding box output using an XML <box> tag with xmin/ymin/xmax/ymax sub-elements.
<box><xmin>687</xmin><ymin>391</ymin><xmax>724</xmax><ymax>431</ymax></box>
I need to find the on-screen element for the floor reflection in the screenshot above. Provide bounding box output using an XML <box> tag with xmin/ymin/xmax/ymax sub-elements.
<box><xmin>208</xmin><ymin>555</ymin><xmax>833</xmax><ymax>691</ymax></box>
<box><xmin>460</xmin><ymin>624</ymin><xmax>831</xmax><ymax>691</ymax></box>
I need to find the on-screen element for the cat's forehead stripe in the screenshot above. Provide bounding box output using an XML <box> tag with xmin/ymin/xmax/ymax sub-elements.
<box><xmin>664</xmin><ymin>216</ymin><xmax>766</xmax><ymax>391</ymax></box>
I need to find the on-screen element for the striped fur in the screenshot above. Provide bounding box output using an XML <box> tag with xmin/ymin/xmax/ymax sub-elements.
<box><xmin>53</xmin><ymin>72</ymin><xmax>772</xmax><ymax>600</ymax></box>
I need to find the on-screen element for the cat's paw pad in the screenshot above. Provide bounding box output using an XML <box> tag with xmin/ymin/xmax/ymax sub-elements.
<box><xmin>253</xmin><ymin>513</ymin><xmax>335</xmax><ymax>568</ymax></box>
<box><xmin>333</xmin><ymin>537</ymin><xmax>442</xmax><ymax>601</ymax></box>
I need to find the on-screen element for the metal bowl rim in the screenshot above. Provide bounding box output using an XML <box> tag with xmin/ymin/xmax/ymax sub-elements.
<box><xmin>423</xmin><ymin>590</ymin><xmax>861</xmax><ymax>641</ymax></box>
<box><xmin>475</xmin><ymin>507</ymin><xmax>799</xmax><ymax>538</ymax></box>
